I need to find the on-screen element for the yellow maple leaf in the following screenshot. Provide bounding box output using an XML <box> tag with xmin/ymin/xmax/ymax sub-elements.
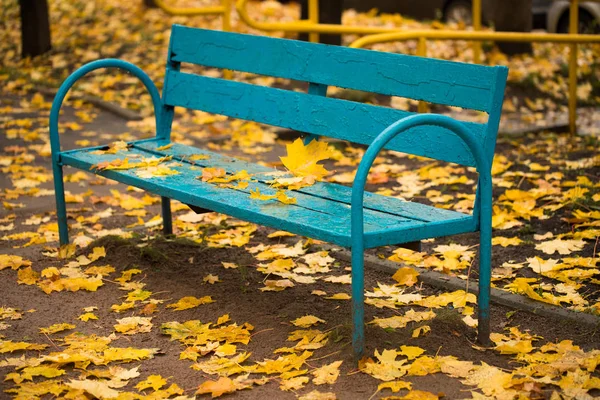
<box><xmin>135</xmin><ymin>165</ymin><xmax>180</xmax><ymax>179</ymax></box>
<box><xmin>6</xmin><ymin>365</ymin><xmax>66</xmax><ymax>384</ymax></box>
<box><xmin>298</xmin><ymin>390</ymin><xmax>337</xmax><ymax>400</ymax></box>
<box><xmin>189</xmin><ymin>154</ymin><xmax>210</xmax><ymax>161</ymax></box>
<box><xmin>78</xmin><ymin>312</ymin><xmax>98</xmax><ymax>322</ymax></box>
<box><xmin>325</xmin><ymin>293</ymin><xmax>351</xmax><ymax>300</ymax></box>
<box><xmin>526</xmin><ymin>256</ymin><xmax>560</xmax><ymax>273</ymax></box>
<box><xmin>216</xmin><ymin>314</ymin><xmax>231</xmax><ymax>325</ymax></box>
<box><xmin>114</xmin><ymin>316</ymin><xmax>153</xmax><ymax>335</ymax></box>
<box><xmin>416</xmin><ymin>290</ymin><xmax>476</xmax><ymax>308</ymax></box>
<box><xmin>103</xmin><ymin>347</ymin><xmax>159</xmax><ymax>363</ymax></box>
<box><xmin>66</xmin><ymin>379</ymin><xmax>120</xmax><ymax>399</ymax></box>
<box><xmin>115</xmin><ymin>268</ymin><xmax>142</xmax><ymax>283</ymax></box>
<box><xmin>280</xmin><ymin>376</ymin><xmax>310</xmax><ymax>391</ymax></box>
<box><xmin>167</xmin><ymin>296</ymin><xmax>214</xmax><ymax>311</ymax></box>
<box><xmin>0</xmin><ymin>254</ymin><xmax>31</xmax><ymax>270</ymax></box>
<box><xmin>411</xmin><ymin>325</ymin><xmax>431</xmax><ymax>338</ymax></box>
<box><xmin>136</xmin><ymin>374</ymin><xmax>167</xmax><ymax>391</ymax></box>
<box><xmin>111</xmin><ymin>302</ymin><xmax>136</xmax><ymax>313</ymax></box>
<box><xmin>216</xmin><ymin>343</ymin><xmax>237</xmax><ymax>357</ymax></box>
<box><xmin>492</xmin><ymin>236</ymin><xmax>523</xmax><ymax>247</ymax></box>
<box><xmin>39</xmin><ymin>323</ymin><xmax>76</xmax><ymax>335</ymax></box>
<box><xmin>392</xmin><ymin>267</ymin><xmax>419</xmax><ymax>286</ymax></box>
<box><xmin>370</xmin><ymin>310</ymin><xmax>436</xmax><ymax>330</ymax></box>
<box><xmin>156</xmin><ymin>143</ymin><xmax>173</xmax><ymax>151</ymax></box>
<box><xmin>200</xmin><ymin>167</ymin><xmax>226</xmax><ymax>182</ymax></box>
<box><xmin>196</xmin><ymin>376</ymin><xmax>237</xmax><ymax>398</ymax></box>
<box><xmin>260</xmin><ymin>279</ymin><xmax>295</xmax><ymax>291</ymax></box>
<box><xmin>378</xmin><ymin>380</ymin><xmax>413</xmax><ymax>393</ymax></box>
<box><xmin>203</xmin><ymin>274</ymin><xmax>220</xmax><ymax>284</ymax></box>
<box><xmin>0</xmin><ymin>340</ymin><xmax>48</xmax><ymax>353</ymax></box>
<box><xmin>91</xmin><ymin>140</ymin><xmax>129</xmax><ymax>154</ymax></box>
<box><xmin>398</xmin><ymin>345</ymin><xmax>425</xmax><ymax>360</ymax></box>
<box><xmin>461</xmin><ymin>362</ymin><xmax>514</xmax><ymax>398</ymax></box>
<box><xmin>280</xmin><ymin>138</ymin><xmax>333</xmax><ymax>181</ymax></box>
<box><xmin>126</xmin><ymin>289</ymin><xmax>152</xmax><ymax>302</ymax></box>
<box><xmin>493</xmin><ymin>338</ymin><xmax>534</xmax><ymax>354</ymax></box>
<box><xmin>407</xmin><ymin>356</ymin><xmax>440</xmax><ymax>376</ymax></box>
<box><xmin>535</xmin><ymin>239</ymin><xmax>586</xmax><ymax>255</ymax></box>
<box><xmin>399</xmin><ymin>390</ymin><xmax>439</xmax><ymax>400</ymax></box>
<box><xmin>312</xmin><ymin>360</ymin><xmax>342</xmax><ymax>385</ymax></box>
<box><xmin>0</xmin><ymin>307</ymin><xmax>22</xmax><ymax>320</ymax></box>
<box><xmin>61</xmin><ymin>276</ymin><xmax>104</xmax><ymax>293</ymax></box>
<box><xmin>84</xmin><ymin>265</ymin><xmax>115</xmax><ymax>276</ymax></box>
<box><xmin>17</xmin><ymin>267</ymin><xmax>39</xmax><ymax>285</ymax></box>
<box><xmin>268</xmin><ymin>231</ymin><xmax>296</xmax><ymax>238</ymax></box>
<box><xmin>249</xmin><ymin>188</ymin><xmax>296</xmax><ymax>204</ymax></box>
<box><xmin>292</xmin><ymin>315</ymin><xmax>326</xmax><ymax>328</ymax></box>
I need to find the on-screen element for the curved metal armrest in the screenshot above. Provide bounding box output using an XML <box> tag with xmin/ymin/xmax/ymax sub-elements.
<box><xmin>351</xmin><ymin>113</ymin><xmax>493</xmax><ymax>234</ymax></box>
<box><xmin>49</xmin><ymin>59</ymin><xmax>163</xmax><ymax>164</ymax></box>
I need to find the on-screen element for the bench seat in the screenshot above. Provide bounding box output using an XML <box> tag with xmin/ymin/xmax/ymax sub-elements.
<box><xmin>62</xmin><ymin>139</ymin><xmax>475</xmax><ymax>249</ymax></box>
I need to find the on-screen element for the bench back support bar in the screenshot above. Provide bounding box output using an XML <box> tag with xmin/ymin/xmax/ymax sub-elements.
<box><xmin>165</xmin><ymin>25</ymin><xmax>508</xmax><ymax>169</ymax></box>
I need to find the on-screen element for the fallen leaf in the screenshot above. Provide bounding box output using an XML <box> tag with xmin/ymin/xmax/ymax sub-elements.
<box><xmin>392</xmin><ymin>267</ymin><xmax>420</xmax><ymax>286</ymax></box>
<box><xmin>292</xmin><ymin>315</ymin><xmax>326</xmax><ymax>328</ymax></box>
<box><xmin>167</xmin><ymin>296</ymin><xmax>214</xmax><ymax>311</ymax></box>
<box><xmin>280</xmin><ymin>138</ymin><xmax>334</xmax><ymax>181</ymax></box>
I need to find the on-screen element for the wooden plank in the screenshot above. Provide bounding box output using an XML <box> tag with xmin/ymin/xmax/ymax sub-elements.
<box><xmin>61</xmin><ymin>148</ymin><xmax>427</xmax><ymax>245</ymax></box>
<box><xmin>61</xmin><ymin>144</ymin><xmax>474</xmax><ymax>247</ymax></box>
<box><xmin>134</xmin><ymin>141</ymin><xmax>474</xmax><ymax>224</ymax></box>
<box><xmin>169</xmin><ymin>25</ymin><xmax>502</xmax><ymax>112</ymax></box>
<box><xmin>163</xmin><ymin>71</ymin><xmax>485</xmax><ymax>167</ymax></box>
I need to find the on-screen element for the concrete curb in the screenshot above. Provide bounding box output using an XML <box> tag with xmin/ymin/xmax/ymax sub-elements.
<box><xmin>499</xmin><ymin>122</ymin><xmax>569</xmax><ymax>136</ymax></box>
<box><xmin>329</xmin><ymin>248</ymin><xmax>600</xmax><ymax>329</ymax></box>
<box><xmin>37</xmin><ymin>87</ymin><xmax>143</xmax><ymax>121</ymax></box>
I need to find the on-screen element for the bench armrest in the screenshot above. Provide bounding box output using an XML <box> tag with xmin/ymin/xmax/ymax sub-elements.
<box><xmin>351</xmin><ymin>113</ymin><xmax>493</xmax><ymax>244</ymax></box>
<box><xmin>49</xmin><ymin>59</ymin><xmax>163</xmax><ymax>165</ymax></box>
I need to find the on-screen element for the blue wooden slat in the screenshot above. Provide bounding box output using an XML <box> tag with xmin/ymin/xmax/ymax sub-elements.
<box><xmin>169</xmin><ymin>25</ymin><xmax>501</xmax><ymax>112</ymax></box>
<box><xmin>134</xmin><ymin>141</ymin><xmax>473</xmax><ymax>224</ymax></box>
<box><xmin>60</xmin><ymin>149</ymin><xmax>411</xmax><ymax>245</ymax></box>
<box><xmin>69</xmin><ymin>146</ymin><xmax>418</xmax><ymax>231</ymax></box>
<box><xmin>163</xmin><ymin>71</ymin><xmax>485</xmax><ymax>167</ymax></box>
<box><xmin>60</xmin><ymin>144</ymin><xmax>473</xmax><ymax>248</ymax></box>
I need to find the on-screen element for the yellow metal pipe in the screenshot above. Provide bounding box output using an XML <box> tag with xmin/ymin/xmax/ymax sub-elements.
<box><xmin>222</xmin><ymin>0</ymin><xmax>233</xmax><ymax>79</ymax></box>
<box><xmin>349</xmin><ymin>30</ymin><xmax>600</xmax><ymax>48</ymax></box>
<box><xmin>472</xmin><ymin>0</ymin><xmax>482</xmax><ymax>63</ymax></box>
<box><xmin>153</xmin><ymin>0</ymin><xmax>225</xmax><ymax>16</ymax></box>
<box><xmin>417</xmin><ymin>37</ymin><xmax>428</xmax><ymax>113</ymax></box>
<box><xmin>235</xmin><ymin>0</ymin><xmax>598</xmax><ymax>135</ymax></box>
<box><xmin>308</xmin><ymin>0</ymin><xmax>320</xmax><ymax>43</ymax></box>
<box><xmin>222</xmin><ymin>0</ymin><xmax>232</xmax><ymax>32</ymax></box>
<box><xmin>236</xmin><ymin>0</ymin><xmax>399</xmax><ymax>34</ymax></box>
<box><xmin>569</xmin><ymin>0</ymin><xmax>580</xmax><ymax>134</ymax></box>
<box><xmin>350</xmin><ymin>29</ymin><xmax>599</xmax><ymax>137</ymax></box>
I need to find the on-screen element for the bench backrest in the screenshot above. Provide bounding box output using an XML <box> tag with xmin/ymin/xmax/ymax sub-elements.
<box><xmin>162</xmin><ymin>25</ymin><xmax>508</xmax><ymax>168</ymax></box>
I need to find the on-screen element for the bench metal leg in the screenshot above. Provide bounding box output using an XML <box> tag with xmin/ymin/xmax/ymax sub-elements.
<box><xmin>52</xmin><ymin>161</ymin><xmax>69</xmax><ymax>246</ymax></box>
<box><xmin>477</xmin><ymin>199</ymin><xmax>493</xmax><ymax>346</ymax></box>
<box><xmin>351</xmin><ymin>243</ymin><xmax>365</xmax><ymax>363</ymax></box>
<box><xmin>161</xmin><ymin>197</ymin><xmax>172</xmax><ymax>235</ymax></box>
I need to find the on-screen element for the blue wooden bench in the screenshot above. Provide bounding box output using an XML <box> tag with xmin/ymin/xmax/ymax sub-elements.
<box><xmin>50</xmin><ymin>25</ymin><xmax>508</xmax><ymax>360</ymax></box>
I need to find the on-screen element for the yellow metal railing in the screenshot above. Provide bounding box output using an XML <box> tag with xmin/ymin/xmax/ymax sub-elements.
<box><xmin>153</xmin><ymin>0</ymin><xmax>232</xmax><ymax>32</ymax></box>
<box><xmin>349</xmin><ymin>30</ymin><xmax>600</xmax><ymax>124</ymax></box>
<box><xmin>235</xmin><ymin>0</ymin><xmax>599</xmax><ymax>134</ymax></box>
<box><xmin>153</xmin><ymin>0</ymin><xmax>233</xmax><ymax>78</ymax></box>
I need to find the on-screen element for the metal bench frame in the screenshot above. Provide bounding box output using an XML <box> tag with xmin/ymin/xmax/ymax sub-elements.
<box><xmin>50</xmin><ymin>25</ymin><xmax>508</xmax><ymax>361</ymax></box>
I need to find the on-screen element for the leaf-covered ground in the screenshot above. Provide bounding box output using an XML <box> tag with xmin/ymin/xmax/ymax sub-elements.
<box><xmin>1</xmin><ymin>0</ymin><xmax>600</xmax><ymax>399</ymax></box>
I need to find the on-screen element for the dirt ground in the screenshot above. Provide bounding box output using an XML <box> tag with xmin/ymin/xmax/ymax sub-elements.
<box><xmin>1</xmin><ymin>90</ymin><xmax>599</xmax><ymax>399</ymax></box>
